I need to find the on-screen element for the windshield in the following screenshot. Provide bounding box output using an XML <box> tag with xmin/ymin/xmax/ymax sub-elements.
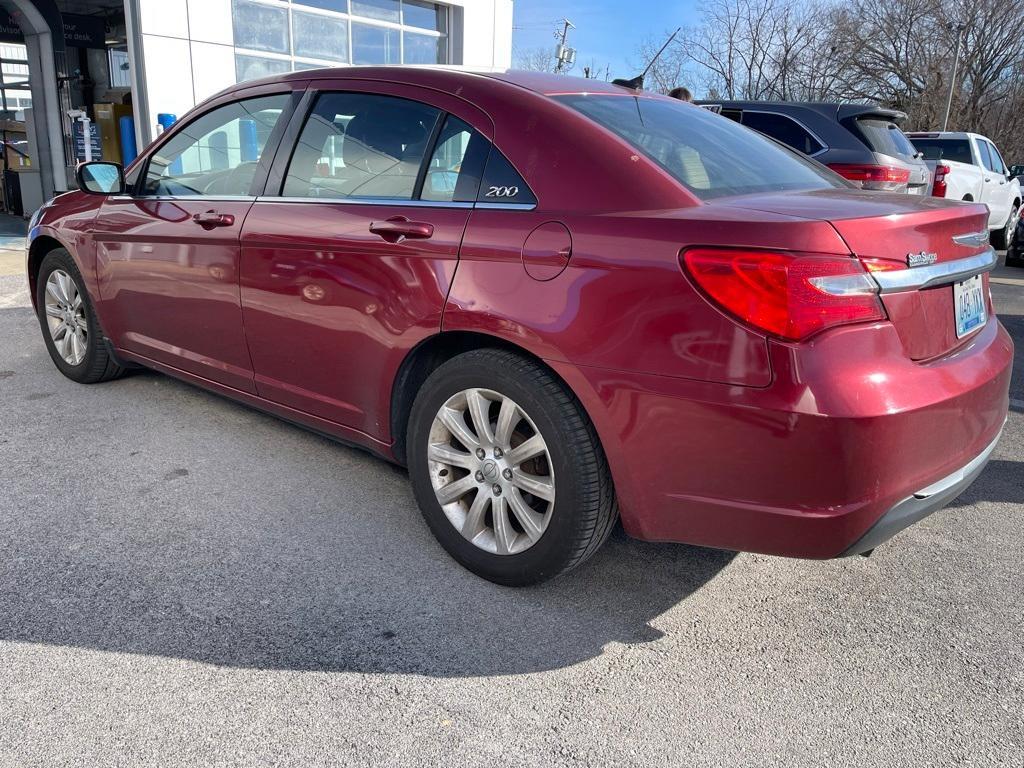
<box><xmin>909</xmin><ymin>138</ymin><xmax>973</xmax><ymax>165</ymax></box>
<box><xmin>553</xmin><ymin>94</ymin><xmax>842</xmax><ymax>201</ymax></box>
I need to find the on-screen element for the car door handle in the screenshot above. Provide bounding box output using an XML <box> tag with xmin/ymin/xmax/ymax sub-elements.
<box><xmin>369</xmin><ymin>216</ymin><xmax>434</xmax><ymax>243</ymax></box>
<box><xmin>192</xmin><ymin>211</ymin><xmax>235</xmax><ymax>228</ymax></box>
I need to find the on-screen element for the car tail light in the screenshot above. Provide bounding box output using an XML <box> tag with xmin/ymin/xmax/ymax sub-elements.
<box><xmin>827</xmin><ymin>163</ymin><xmax>911</xmax><ymax>191</ymax></box>
<box><xmin>681</xmin><ymin>248</ymin><xmax>885</xmax><ymax>341</ymax></box>
<box><xmin>932</xmin><ymin>164</ymin><xmax>950</xmax><ymax>197</ymax></box>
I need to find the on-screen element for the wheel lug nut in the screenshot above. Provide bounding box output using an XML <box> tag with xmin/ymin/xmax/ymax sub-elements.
<box><xmin>492</xmin><ymin>484</ymin><xmax>502</xmax><ymax>495</ymax></box>
<box><xmin>474</xmin><ymin>471</ymin><xmax>485</xmax><ymax>482</ymax></box>
<box><xmin>493</xmin><ymin>447</ymin><xmax>503</xmax><ymax>458</ymax></box>
<box><xmin>503</xmin><ymin>468</ymin><xmax>513</xmax><ymax>480</ymax></box>
<box><xmin>475</xmin><ymin>448</ymin><xmax>486</xmax><ymax>460</ymax></box>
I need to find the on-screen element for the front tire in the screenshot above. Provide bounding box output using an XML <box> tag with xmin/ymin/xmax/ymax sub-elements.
<box><xmin>35</xmin><ymin>248</ymin><xmax>125</xmax><ymax>384</ymax></box>
<box><xmin>992</xmin><ymin>203</ymin><xmax>1019</xmax><ymax>250</ymax></box>
<box><xmin>407</xmin><ymin>349</ymin><xmax>617</xmax><ymax>586</ymax></box>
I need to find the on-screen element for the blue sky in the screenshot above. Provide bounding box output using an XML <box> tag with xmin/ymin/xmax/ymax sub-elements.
<box><xmin>511</xmin><ymin>0</ymin><xmax>701</xmax><ymax>80</ymax></box>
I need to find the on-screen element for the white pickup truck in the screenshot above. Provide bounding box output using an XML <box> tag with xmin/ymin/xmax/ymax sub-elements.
<box><xmin>906</xmin><ymin>131</ymin><xmax>1021</xmax><ymax>249</ymax></box>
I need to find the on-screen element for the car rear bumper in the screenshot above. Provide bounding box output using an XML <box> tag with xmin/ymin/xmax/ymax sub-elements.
<box><xmin>839</xmin><ymin>425</ymin><xmax>1002</xmax><ymax>556</ymax></box>
<box><xmin>551</xmin><ymin>315</ymin><xmax>1013</xmax><ymax>558</ymax></box>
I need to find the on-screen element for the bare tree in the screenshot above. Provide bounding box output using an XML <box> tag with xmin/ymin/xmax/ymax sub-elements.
<box><xmin>513</xmin><ymin>46</ymin><xmax>558</xmax><ymax>73</ymax></box>
<box><xmin>629</xmin><ymin>0</ymin><xmax>1024</xmax><ymax>161</ymax></box>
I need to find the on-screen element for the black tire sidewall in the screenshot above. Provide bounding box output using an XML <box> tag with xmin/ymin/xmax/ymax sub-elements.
<box><xmin>35</xmin><ymin>249</ymin><xmax>103</xmax><ymax>382</ymax></box>
<box><xmin>408</xmin><ymin>354</ymin><xmax>592</xmax><ymax>586</ymax></box>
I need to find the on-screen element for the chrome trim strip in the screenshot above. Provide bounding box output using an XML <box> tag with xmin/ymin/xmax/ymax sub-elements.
<box><xmin>952</xmin><ymin>230</ymin><xmax>990</xmax><ymax>248</ymax></box>
<box><xmin>108</xmin><ymin>195</ymin><xmax>257</xmax><ymax>202</ymax></box>
<box><xmin>475</xmin><ymin>202</ymin><xmax>537</xmax><ymax>211</ymax></box>
<box><xmin>913</xmin><ymin>424</ymin><xmax>1004</xmax><ymax>499</ymax></box>
<box><xmin>256</xmin><ymin>196</ymin><xmax>474</xmax><ymax>209</ymax></box>
<box><xmin>871</xmin><ymin>247</ymin><xmax>997</xmax><ymax>293</ymax></box>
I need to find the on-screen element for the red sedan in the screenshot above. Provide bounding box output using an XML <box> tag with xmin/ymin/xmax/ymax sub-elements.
<box><xmin>27</xmin><ymin>68</ymin><xmax>1012</xmax><ymax>585</ymax></box>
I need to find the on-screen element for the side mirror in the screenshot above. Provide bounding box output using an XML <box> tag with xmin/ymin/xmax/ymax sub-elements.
<box><xmin>76</xmin><ymin>161</ymin><xmax>125</xmax><ymax>195</ymax></box>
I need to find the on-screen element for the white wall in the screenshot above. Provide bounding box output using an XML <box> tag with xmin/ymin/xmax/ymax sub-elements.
<box><xmin>130</xmin><ymin>0</ymin><xmax>513</xmax><ymax>146</ymax></box>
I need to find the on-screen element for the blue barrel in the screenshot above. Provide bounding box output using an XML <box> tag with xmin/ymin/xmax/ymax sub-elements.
<box><xmin>119</xmin><ymin>115</ymin><xmax>138</xmax><ymax>165</ymax></box>
<box><xmin>156</xmin><ymin>113</ymin><xmax>177</xmax><ymax>132</ymax></box>
<box><xmin>239</xmin><ymin>119</ymin><xmax>259</xmax><ymax>162</ymax></box>
<box><xmin>157</xmin><ymin>113</ymin><xmax>182</xmax><ymax>175</ymax></box>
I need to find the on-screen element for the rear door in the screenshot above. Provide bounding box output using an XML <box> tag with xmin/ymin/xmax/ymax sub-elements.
<box><xmin>239</xmin><ymin>81</ymin><xmax>492</xmax><ymax>439</ymax></box>
<box><xmin>94</xmin><ymin>88</ymin><xmax>297</xmax><ymax>391</ymax></box>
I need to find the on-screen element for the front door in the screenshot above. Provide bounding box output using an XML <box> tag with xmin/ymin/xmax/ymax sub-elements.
<box><xmin>94</xmin><ymin>93</ymin><xmax>293</xmax><ymax>392</ymax></box>
<box><xmin>239</xmin><ymin>86</ymin><xmax>490</xmax><ymax>439</ymax></box>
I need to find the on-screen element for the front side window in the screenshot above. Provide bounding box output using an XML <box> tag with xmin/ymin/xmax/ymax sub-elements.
<box><xmin>986</xmin><ymin>141</ymin><xmax>1005</xmax><ymax>173</ymax></box>
<box><xmin>283</xmin><ymin>92</ymin><xmax>440</xmax><ymax>199</ymax></box>
<box><xmin>741</xmin><ymin>111</ymin><xmax>824</xmax><ymax>155</ymax></box>
<box><xmin>143</xmin><ymin>94</ymin><xmax>289</xmax><ymax>196</ymax></box>
<box><xmin>554</xmin><ymin>94</ymin><xmax>840</xmax><ymax>201</ymax></box>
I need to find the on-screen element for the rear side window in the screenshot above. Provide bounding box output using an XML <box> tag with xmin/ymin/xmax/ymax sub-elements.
<box><xmin>910</xmin><ymin>138</ymin><xmax>973</xmax><ymax>164</ymax></box>
<box><xmin>741</xmin><ymin>111</ymin><xmax>824</xmax><ymax>155</ymax></box>
<box><xmin>851</xmin><ymin>117</ymin><xmax>916</xmax><ymax>159</ymax></box>
<box><xmin>421</xmin><ymin>115</ymin><xmax>488</xmax><ymax>203</ymax></box>
<box><xmin>554</xmin><ymin>94</ymin><xmax>841</xmax><ymax>201</ymax></box>
<box><xmin>283</xmin><ymin>92</ymin><xmax>440</xmax><ymax>200</ymax></box>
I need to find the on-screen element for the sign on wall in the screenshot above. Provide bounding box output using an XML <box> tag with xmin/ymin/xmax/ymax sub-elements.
<box><xmin>0</xmin><ymin>12</ymin><xmax>107</xmax><ymax>50</ymax></box>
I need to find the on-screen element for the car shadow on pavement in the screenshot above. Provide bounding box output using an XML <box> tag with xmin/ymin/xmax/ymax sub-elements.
<box><xmin>0</xmin><ymin>352</ymin><xmax>736</xmax><ymax>677</ymax></box>
<box><xmin>946</xmin><ymin>459</ymin><xmax>1024</xmax><ymax>509</ymax></box>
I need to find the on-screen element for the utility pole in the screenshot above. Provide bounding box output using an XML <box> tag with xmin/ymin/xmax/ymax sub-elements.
<box><xmin>554</xmin><ymin>18</ymin><xmax>575</xmax><ymax>73</ymax></box>
<box><xmin>942</xmin><ymin>23</ymin><xmax>964</xmax><ymax>131</ymax></box>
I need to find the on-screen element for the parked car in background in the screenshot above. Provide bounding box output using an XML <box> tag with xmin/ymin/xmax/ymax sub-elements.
<box><xmin>906</xmin><ymin>132</ymin><xmax>1021</xmax><ymax>249</ymax></box>
<box><xmin>696</xmin><ymin>101</ymin><xmax>931</xmax><ymax>195</ymax></box>
<box><xmin>26</xmin><ymin>70</ymin><xmax>1012</xmax><ymax>585</ymax></box>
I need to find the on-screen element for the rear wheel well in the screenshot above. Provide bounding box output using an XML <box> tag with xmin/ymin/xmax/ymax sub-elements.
<box><xmin>390</xmin><ymin>332</ymin><xmax>567</xmax><ymax>466</ymax></box>
<box><xmin>962</xmin><ymin>194</ymin><xmax>974</xmax><ymax>202</ymax></box>
<box><xmin>27</xmin><ymin>236</ymin><xmax>65</xmax><ymax>307</ymax></box>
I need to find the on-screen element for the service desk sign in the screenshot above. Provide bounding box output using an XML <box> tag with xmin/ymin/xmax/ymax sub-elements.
<box><xmin>0</xmin><ymin>12</ymin><xmax>106</xmax><ymax>49</ymax></box>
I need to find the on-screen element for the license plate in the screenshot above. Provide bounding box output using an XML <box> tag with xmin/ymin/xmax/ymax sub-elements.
<box><xmin>954</xmin><ymin>274</ymin><xmax>986</xmax><ymax>338</ymax></box>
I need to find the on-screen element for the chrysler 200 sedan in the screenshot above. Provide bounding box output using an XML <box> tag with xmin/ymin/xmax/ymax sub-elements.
<box><xmin>27</xmin><ymin>68</ymin><xmax>1012</xmax><ymax>585</ymax></box>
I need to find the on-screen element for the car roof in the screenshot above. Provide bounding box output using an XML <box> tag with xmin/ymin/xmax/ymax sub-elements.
<box><xmin>905</xmin><ymin>131</ymin><xmax>972</xmax><ymax>140</ymax></box>
<box><xmin>216</xmin><ymin>66</ymin><xmax>640</xmax><ymax>99</ymax></box>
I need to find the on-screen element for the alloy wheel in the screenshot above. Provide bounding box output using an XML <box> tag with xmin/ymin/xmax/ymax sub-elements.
<box><xmin>44</xmin><ymin>269</ymin><xmax>88</xmax><ymax>366</ymax></box>
<box><xmin>427</xmin><ymin>388</ymin><xmax>555</xmax><ymax>555</ymax></box>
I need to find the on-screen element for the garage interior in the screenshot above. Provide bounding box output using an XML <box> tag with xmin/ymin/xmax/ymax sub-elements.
<box><xmin>0</xmin><ymin>0</ymin><xmax>132</xmax><ymax>216</ymax></box>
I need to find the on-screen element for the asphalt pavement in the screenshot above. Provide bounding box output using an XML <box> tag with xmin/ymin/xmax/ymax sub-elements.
<box><xmin>1</xmin><ymin>255</ymin><xmax>1022</xmax><ymax>767</ymax></box>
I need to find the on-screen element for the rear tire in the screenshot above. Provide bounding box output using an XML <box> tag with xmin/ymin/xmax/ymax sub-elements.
<box><xmin>35</xmin><ymin>248</ymin><xmax>125</xmax><ymax>384</ymax></box>
<box><xmin>407</xmin><ymin>349</ymin><xmax>617</xmax><ymax>586</ymax></box>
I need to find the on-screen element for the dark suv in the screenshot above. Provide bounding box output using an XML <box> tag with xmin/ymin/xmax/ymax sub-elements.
<box><xmin>695</xmin><ymin>101</ymin><xmax>931</xmax><ymax>195</ymax></box>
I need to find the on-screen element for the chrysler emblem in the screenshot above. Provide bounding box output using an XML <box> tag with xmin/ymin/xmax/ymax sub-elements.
<box><xmin>906</xmin><ymin>251</ymin><xmax>938</xmax><ymax>268</ymax></box>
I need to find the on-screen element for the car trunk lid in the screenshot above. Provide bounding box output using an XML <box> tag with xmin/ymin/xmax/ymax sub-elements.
<box><xmin>712</xmin><ymin>189</ymin><xmax>994</xmax><ymax>360</ymax></box>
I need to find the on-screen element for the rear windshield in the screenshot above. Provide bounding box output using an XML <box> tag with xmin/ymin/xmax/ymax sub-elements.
<box><xmin>852</xmin><ymin>117</ymin><xmax>917</xmax><ymax>159</ymax></box>
<box><xmin>910</xmin><ymin>138</ymin><xmax>973</xmax><ymax>165</ymax></box>
<box><xmin>553</xmin><ymin>94</ymin><xmax>842</xmax><ymax>201</ymax></box>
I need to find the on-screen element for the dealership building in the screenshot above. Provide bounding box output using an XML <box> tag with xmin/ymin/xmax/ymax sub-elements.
<box><xmin>0</xmin><ymin>0</ymin><xmax>513</xmax><ymax>212</ymax></box>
